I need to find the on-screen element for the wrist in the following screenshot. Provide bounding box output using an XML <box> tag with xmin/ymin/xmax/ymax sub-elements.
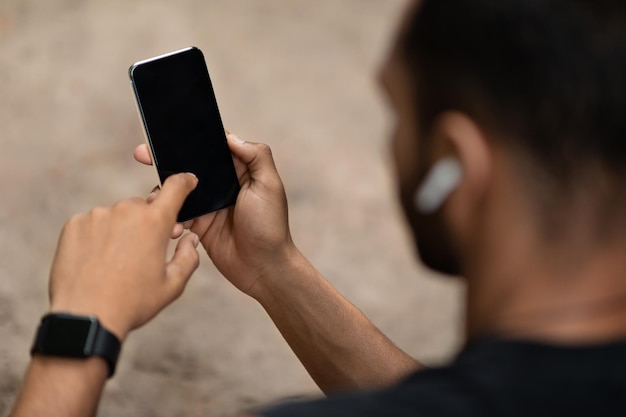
<box><xmin>247</xmin><ymin>245</ymin><xmax>314</xmax><ymax>305</ymax></box>
<box><xmin>48</xmin><ymin>304</ymin><xmax>130</xmax><ymax>342</ymax></box>
<box><xmin>31</xmin><ymin>312</ymin><xmax>122</xmax><ymax>378</ymax></box>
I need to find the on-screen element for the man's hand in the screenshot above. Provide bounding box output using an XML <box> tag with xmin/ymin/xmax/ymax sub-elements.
<box><xmin>134</xmin><ymin>133</ymin><xmax>295</xmax><ymax>298</ymax></box>
<box><xmin>48</xmin><ymin>172</ymin><xmax>201</xmax><ymax>341</ymax></box>
<box><xmin>9</xmin><ymin>172</ymin><xmax>201</xmax><ymax>417</ymax></box>
<box><xmin>135</xmin><ymin>134</ymin><xmax>419</xmax><ymax>393</ymax></box>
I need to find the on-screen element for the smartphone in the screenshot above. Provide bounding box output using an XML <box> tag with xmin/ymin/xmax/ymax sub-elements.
<box><xmin>129</xmin><ymin>46</ymin><xmax>239</xmax><ymax>222</ymax></box>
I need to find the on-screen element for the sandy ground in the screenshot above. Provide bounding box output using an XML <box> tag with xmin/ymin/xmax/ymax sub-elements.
<box><xmin>0</xmin><ymin>1</ymin><xmax>463</xmax><ymax>416</ymax></box>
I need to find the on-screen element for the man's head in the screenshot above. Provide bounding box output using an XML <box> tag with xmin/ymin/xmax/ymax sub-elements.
<box><xmin>382</xmin><ymin>0</ymin><xmax>626</xmax><ymax>276</ymax></box>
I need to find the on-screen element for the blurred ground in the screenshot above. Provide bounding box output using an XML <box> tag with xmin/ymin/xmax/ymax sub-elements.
<box><xmin>0</xmin><ymin>1</ymin><xmax>463</xmax><ymax>416</ymax></box>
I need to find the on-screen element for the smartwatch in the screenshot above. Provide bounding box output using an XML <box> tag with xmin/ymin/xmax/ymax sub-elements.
<box><xmin>31</xmin><ymin>313</ymin><xmax>121</xmax><ymax>378</ymax></box>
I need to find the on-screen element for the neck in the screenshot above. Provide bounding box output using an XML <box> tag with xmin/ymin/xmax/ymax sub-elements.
<box><xmin>465</xmin><ymin>243</ymin><xmax>626</xmax><ymax>344</ymax></box>
<box><xmin>461</xmin><ymin>155</ymin><xmax>626</xmax><ymax>344</ymax></box>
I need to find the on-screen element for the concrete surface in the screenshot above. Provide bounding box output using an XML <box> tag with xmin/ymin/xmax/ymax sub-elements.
<box><xmin>0</xmin><ymin>1</ymin><xmax>463</xmax><ymax>416</ymax></box>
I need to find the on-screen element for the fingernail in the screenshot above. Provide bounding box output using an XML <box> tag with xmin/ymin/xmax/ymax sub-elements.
<box><xmin>185</xmin><ymin>172</ymin><xmax>199</xmax><ymax>182</ymax></box>
<box><xmin>191</xmin><ymin>233</ymin><xmax>200</xmax><ymax>248</ymax></box>
<box><xmin>231</xmin><ymin>134</ymin><xmax>245</xmax><ymax>144</ymax></box>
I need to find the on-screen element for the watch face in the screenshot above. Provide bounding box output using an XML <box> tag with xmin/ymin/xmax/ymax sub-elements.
<box><xmin>40</xmin><ymin>315</ymin><xmax>98</xmax><ymax>357</ymax></box>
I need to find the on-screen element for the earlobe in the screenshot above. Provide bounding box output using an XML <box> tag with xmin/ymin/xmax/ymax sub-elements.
<box><xmin>414</xmin><ymin>157</ymin><xmax>463</xmax><ymax>214</ymax></box>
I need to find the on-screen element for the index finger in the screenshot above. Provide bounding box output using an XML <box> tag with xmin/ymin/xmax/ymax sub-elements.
<box><xmin>151</xmin><ymin>173</ymin><xmax>199</xmax><ymax>221</ymax></box>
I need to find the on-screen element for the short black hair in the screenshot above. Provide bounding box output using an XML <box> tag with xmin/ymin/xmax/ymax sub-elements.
<box><xmin>404</xmin><ymin>0</ymin><xmax>626</xmax><ymax>188</ymax></box>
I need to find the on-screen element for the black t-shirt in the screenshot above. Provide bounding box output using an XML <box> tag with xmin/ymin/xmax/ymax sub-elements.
<box><xmin>258</xmin><ymin>338</ymin><xmax>626</xmax><ymax>416</ymax></box>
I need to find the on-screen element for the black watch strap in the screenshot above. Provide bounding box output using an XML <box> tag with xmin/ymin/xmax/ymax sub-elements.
<box><xmin>91</xmin><ymin>322</ymin><xmax>121</xmax><ymax>377</ymax></box>
<box><xmin>31</xmin><ymin>313</ymin><xmax>121</xmax><ymax>378</ymax></box>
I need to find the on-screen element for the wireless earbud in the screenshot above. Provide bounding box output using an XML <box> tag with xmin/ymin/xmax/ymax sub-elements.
<box><xmin>414</xmin><ymin>157</ymin><xmax>463</xmax><ymax>214</ymax></box>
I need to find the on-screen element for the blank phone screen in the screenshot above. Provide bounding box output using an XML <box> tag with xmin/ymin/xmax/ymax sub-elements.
<box><xmin>130</xmin><ymin>47</ymin><xmax>239</xmax><ymax>222</ymax></box>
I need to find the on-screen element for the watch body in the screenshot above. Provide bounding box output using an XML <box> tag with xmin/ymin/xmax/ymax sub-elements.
<box><xmin>31</xmin><ymin>313</ymin><xmax>121</xmax><ymax>377</ymax></box>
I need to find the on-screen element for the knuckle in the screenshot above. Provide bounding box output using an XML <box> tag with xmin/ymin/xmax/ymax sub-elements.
<box><xmin>62</xmin><ymin>212</ymin><xmax>84</xmax><ymax>232</ymax></box>
<box><xmin>166</xmin><ymin>271</ymin><xmax>187</xmax><ymax>300</ymax></box>
<box><xmin>129</xmin><ymin>197</ymin><xmax>146</xmax><ymax>206</ymax></box>
<box><xmin>257</xmin><ymin>143</ymin><xmax>273</xmax><ymax>156</ymax></box>
<box><xmin>112</xmin><ymin>198</ymin><xmax>143</xmax><ymax>212</ymax></box>
<box><xmin>190</xmin><ymin>251</ymin><xmax>200</xmax><ymax>270</ymax></box>
<box><xmin>89</xmin><ymin>206</ymin><xmax>109</xmax><ymax>219</ymax></box>
<box><xmin>171</xmin><ymin>280</ymin><xmax>186</xmax><ymax>300</ymax></box>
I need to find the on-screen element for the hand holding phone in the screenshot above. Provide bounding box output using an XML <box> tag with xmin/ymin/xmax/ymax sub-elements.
<box><xmin>129</xmin><ymin>47</ymin><xmax>240</xmax><ymax>222</ymax></box>
<box><xmin>130</xmin><ymin>49</ymin><xmax>296</xmax><ymax>297</ymax></box>
<box><xmin>135</xmin><ymin>133</ymin><xmax>296</xmax><ymax>297</ymax></box>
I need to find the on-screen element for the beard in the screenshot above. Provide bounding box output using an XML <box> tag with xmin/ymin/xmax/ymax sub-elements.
<box><xmin>399</xmin><ymin>179</ymin><xmax>462</xmax><ymax>276</ymax></box>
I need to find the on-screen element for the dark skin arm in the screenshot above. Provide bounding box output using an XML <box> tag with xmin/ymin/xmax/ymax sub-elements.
<box><xmin>137</xmin><ymin>134</ymin><xmax>420</xmax><ymax>392</ymax></box>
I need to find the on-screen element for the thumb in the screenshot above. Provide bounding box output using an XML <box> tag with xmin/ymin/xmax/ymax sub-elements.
<box><xmin>164</xmin><ymin>233</ymin><xmax>200</xmax><ymax>301</ymax></box>
<box><xmin>227</xmin><ymin>133</ymin><xmax>279</xmax><ymax>185</ymax></box>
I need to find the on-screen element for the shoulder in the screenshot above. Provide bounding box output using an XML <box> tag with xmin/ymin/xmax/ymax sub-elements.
<box><xmin>253</xmin><ymin>366</ymin><xmax>489</xmax><ymax>417</ymax></box>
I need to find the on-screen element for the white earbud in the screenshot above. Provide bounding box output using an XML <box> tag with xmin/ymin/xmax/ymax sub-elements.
<box><xmin>414</xmin><ymin>157</ymin><xmax>463</xmax><ymax>214</ymax></box>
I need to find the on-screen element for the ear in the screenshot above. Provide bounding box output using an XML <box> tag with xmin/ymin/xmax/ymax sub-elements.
<box><xmin>429</xmin><ymin>112</ymin><xmax>492</xmax><ymax>237</ymax></box>
<box><xmin>415</xmin><ymin>157</ymin><xmax>463</xmax><ymax>214</ymax></box>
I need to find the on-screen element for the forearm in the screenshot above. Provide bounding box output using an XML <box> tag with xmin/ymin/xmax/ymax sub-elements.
<box><xmin>9</xmin><ymin>356</ymin><xmax>108</xmax><ymax>417</ymax></box>
<box><xmin>250</xmin><ymin>248</ymin><xmax>421</xmax><ymax>394</ymax></box>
